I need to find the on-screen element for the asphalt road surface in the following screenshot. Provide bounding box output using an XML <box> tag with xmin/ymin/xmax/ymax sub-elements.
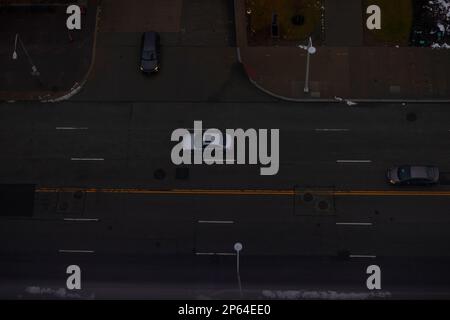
<box><xmin>1</xmin><ymin>0</ymin><xmax>450</xmax><ymax>300</ymax></box>
<box><xmin>1</xmin><ymin>101</ymin><xmax>450</xmax><ymax>299</ymax></box>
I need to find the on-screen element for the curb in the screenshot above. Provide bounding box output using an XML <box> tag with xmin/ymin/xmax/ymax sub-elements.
<box><xmin>234</xmin><ymin>1</ymin><xmax>450</xmax><ymax>104</ymax></box>
<box><xmin>0</xmin><ymin>3</ymin><xmax>101</xmax><ymax>103</ymax></box>
<box><xmin>243</xmin><ymin>65</ymin><xmax>450</xmax><ymax>104</ymax></box>
<box><xmin>41</xmin><ymin>4</ymin><xmax>101</xmax><ymax>103</ymax></box>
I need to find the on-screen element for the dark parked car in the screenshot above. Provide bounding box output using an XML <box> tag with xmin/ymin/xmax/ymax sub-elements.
<box><xmin>140</xmin><ymin>32</ymin><xmax>160</xmax><ymax>73</ymax></box>
<box><xmin>386</xmin><ymin>165</ymin><xmax>439</xmax><ymax>186</ymax></box>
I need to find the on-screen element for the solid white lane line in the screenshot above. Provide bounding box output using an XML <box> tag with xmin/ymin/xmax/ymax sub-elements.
<box><xmin>336</xmin><ymin>222</ymin><xmax>373</xmax><ymax>226</ymax></box>
<box><xmin>71</xmin><ymin>158</ymin><xmax>104</xmax><ymax>161</ymax></box>
<box><xmin>195</xmin><ymin>252</ymin><xmax>236</xmax><ymax>256</ymax></box>
<box><xmin>56</xmin><ymin>127</ymin><xmax>88</xmax><ymax>130</ymax></box>
<box><xmin>336</xmin><ymin>160</ymin><xmax>372</xmax><ymax>163</ymax></box>
<box><xmin>315</xmin><ymin>128</ymin><xmax>350</xmax><ymax>132</ymax></box>
<box><xmin>198</xmin><ymin>220</ymin><xmax>235</xmax><ymax>224</ymax></box>
<box><xmin>350</xmin><ymin>254</ymin><xmax>377</xmax><ymax>258</ymax></box>
<box><xmin>203</xmin><ymin>159</ymin><xmax>236</xmax><ymax>163</ymax></box>
<box><xmin>58</xmin><ymin>250</ymin><xmax>95</xmax><ymax>254</ymax></box>
<box><xmin>63</xmin><ymin>218</ymin><xmax>99</xmax><ymax>222</ymax></box>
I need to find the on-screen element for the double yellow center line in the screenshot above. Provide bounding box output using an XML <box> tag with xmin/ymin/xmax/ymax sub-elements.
<box><xmin>35</xmin><ymin>187</ymin><xmax>450</xmax><ymax>197</ymax></box>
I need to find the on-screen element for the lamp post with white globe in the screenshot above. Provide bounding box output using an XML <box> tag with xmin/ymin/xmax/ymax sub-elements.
<box><xmin>234</xmin><ymin>242</ymin><xmax>243</xmax><ymax>297</ymax></box>
<box><xmin>12</xmin><ymin>34</ymin><xmax>18</xmax><ymax>60</ymax></box>
<box><xmin>12</xmin><ymin>33</ymin><xmax>41</xmax><ymax>77</ymax></box>
<box><xmin>298</xmin><ymin>37</ymin><xmax>316</xmax><ymax>94</ymax></box>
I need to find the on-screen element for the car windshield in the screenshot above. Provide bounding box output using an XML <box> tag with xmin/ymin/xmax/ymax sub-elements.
<box><xmin>142</xmin><ymin>51</ymin><xmax>155</xmax><ymax>61</ymax></box>
<box><xmin>426</xmin><ymin>167</ymin><xmax>436</xmax><ymax>177</ymax></box>
<box><xmin>398</xmin><ymin>167</ymin><xmax>411</xmax><ymax>180</ymax></box>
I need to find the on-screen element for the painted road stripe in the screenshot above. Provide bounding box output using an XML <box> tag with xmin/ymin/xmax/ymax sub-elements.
<box><xmin>333</xmin><ymin>191</ymin><xmax>450</xmax><ymax>196</ymax></box>
<box><xmin>315</xmin><ymin>129</ymin><xmax>350</xmax><ymax>132</ymax></box>
<box><xmin>36</xmin><ymin>188</ymin><xmax>450</xmax><ymax>197</ymax></box>
<box><xmin>203</xmin><ymin>159</ymin><xmax>236</xmax><ymax>163</ymax></box>
<box><xmin>58</xmin><ymin>250</ymin><xmax>95</xmax><ymax>254</ymax></box>
<box><xmin>198</xmin><ymin>220</ymin><xmax>234</xmax><ymax>224</ymax></box>
<box><xmin>196</xmin><ymin>252</ymin><xmax>236</xmax><ymax>256</ymax></box>
<box><xmin>350</xmin><ymin>254</ymin><xmax>377</xmax><ymax>259</ymax></box>
<box><xmin>37</xmin><ymin>188</ymin><xmax>293</xmax><ymax>196</ymax></box>
<box><xmin>56</xmin><ymin>127</ymin><xmax>88</xmax><ymax>130</ymax></box>
<box><xmin>336</xmin><ymin>222</ymin><xmax>373</xmax><ymax>226</ymax></box>
<box><xmin>71</xmin><ymin>158</ymin><xmax>104</xmax><ymax>161</ymax></box>
<box><xmin>337</xmin><ymin>160</ymin><xmax>372</xmax><ymax>164</ymax></box>
<box><xmin>63</xmin><ymin>218</ymin><xmax>99</xmax><ymax>222</ymax></box>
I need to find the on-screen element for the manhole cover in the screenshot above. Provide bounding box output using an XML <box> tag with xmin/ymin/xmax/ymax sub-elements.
<box><xmin>154</xmin><ymin>169</ymin><xmax>166</xmax><ymax>180</ymax></box>
<box><xmin>57</xmin><ymin>191</ymin><xmax>86</xmax><ymax>215</ymax></box>
<box><xmin>407</xmin><ymin>112</ymin><xmax>417</xmax><ymax>122</ymax></box>
<box><xmin>303</xmin><ymin>193</ymin><xmax>314</xmax><ymax>202</ymax></box>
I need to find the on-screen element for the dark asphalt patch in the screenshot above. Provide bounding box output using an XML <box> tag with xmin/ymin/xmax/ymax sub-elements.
<box><xmin>0</xmin><ymin>184</ymin><xmax>35</xmax><ymax>217</ymax></box>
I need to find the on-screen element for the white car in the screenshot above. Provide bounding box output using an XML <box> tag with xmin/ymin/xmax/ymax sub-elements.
<box><xmin>182</xmin><ymin>132</ymin><xmax>233</xmax><ymax>151</ymax></box>
<box><xmin>386</xmin><ymin>165</ymin><xmax>439</xmax><ymax>186</ymax></box>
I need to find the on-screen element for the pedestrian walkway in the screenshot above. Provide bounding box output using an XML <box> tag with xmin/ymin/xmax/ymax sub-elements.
<box><xmin>235</xmin><ymin>0</ymin><xmax>450</xmax><ymax>101</ymax></box>
<box><xmin>0</xmin><ymin>1</ymin><xmax>99</xmax><ymax>101</ymax></box>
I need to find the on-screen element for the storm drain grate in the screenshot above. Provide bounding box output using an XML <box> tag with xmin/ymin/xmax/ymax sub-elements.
<box><xmin>56</xmin><ymin>190</ymin><xmax>86</xmax><ymax>215</ymax></box>
<box><xmin>294</xmin><ymin>186</ymin><xmax>336</xmax><ymax>216</ymax></box>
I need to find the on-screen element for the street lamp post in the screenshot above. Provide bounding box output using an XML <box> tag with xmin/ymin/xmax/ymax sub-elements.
<box><xmin>234</xmin><ymin>242</ymin><xmax>243</xmax><ymax>298</ymax></box>
<box><xmin>12</xmin><ymin>33</ymin><xmax>40</xmax><ymax>77</ymax></box>
<box><xmin>299</xmin><ymin>37</ymin><xmax>316</xmax><ymax>94</ymax></box>
<box><xmin>12</xmin><ymin>33</ymin><xmax>18</xmax><ymax>60</ymax></box>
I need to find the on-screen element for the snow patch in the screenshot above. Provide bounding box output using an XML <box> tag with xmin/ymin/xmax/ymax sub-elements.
<box><xmin>262</xmin><ymin>290</ymin><xmax>392</xmax><ymax>300</ymax></box>
<box><xmin>425</xmin><ymin>0</ymin><xmax>450</xmax><ymax>47</ymax></box>
<box><xmin>24</xmin><ymin>286</ymin><xmax>94</xmax><ymax>299</ymax></box>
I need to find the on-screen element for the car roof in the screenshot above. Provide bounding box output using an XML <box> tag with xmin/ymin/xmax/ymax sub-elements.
<box><xmin>409</xmin><ymin>166</ymin><xmax>438</xmax><ymax>179</ymax></box>
<box><xmin>410</xmin><ymin>166</ymin><xmax>429</xmax><ymax>179</ymax></box>
<box><xmin>182</xmin><ymin>132</ymin><xmax>233</xmax><ymax>148</ymax></box>
<box><xmin>143</xmin><ymin>32</ymin><xmax>157</xmax><ymax>51</ymax></box>
<box><xmin>144</xmin><ymin>32</ymin><xmax>156</xmax><ymax>41</ymax></box>
<box><xmin>184</xmin><ymin>132</ymin><xmax>232</xmax><ymax>139</ymax></box>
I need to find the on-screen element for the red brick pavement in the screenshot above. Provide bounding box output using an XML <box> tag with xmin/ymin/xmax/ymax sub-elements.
<box><xmin>235</xmin><ymin>0</ymin><xmax>450</xmax><ymax>101</ymax></box>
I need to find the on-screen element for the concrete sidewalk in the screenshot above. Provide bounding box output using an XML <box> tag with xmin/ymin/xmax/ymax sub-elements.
<box><xmin>0</xmin><ymin>1</ymin><xmax>100</xmax><ymax>101</ymax></box>
<box><xmin>235</xmin><ymin>0</ymin><xmax>450</xmax><ymax>101</ymax></box>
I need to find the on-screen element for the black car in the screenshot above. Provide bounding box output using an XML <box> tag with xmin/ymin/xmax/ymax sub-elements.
<box><xmin>140</xmin><ymin>32</ymin><xmax>160</xmax><ymax>73</ymax></box>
